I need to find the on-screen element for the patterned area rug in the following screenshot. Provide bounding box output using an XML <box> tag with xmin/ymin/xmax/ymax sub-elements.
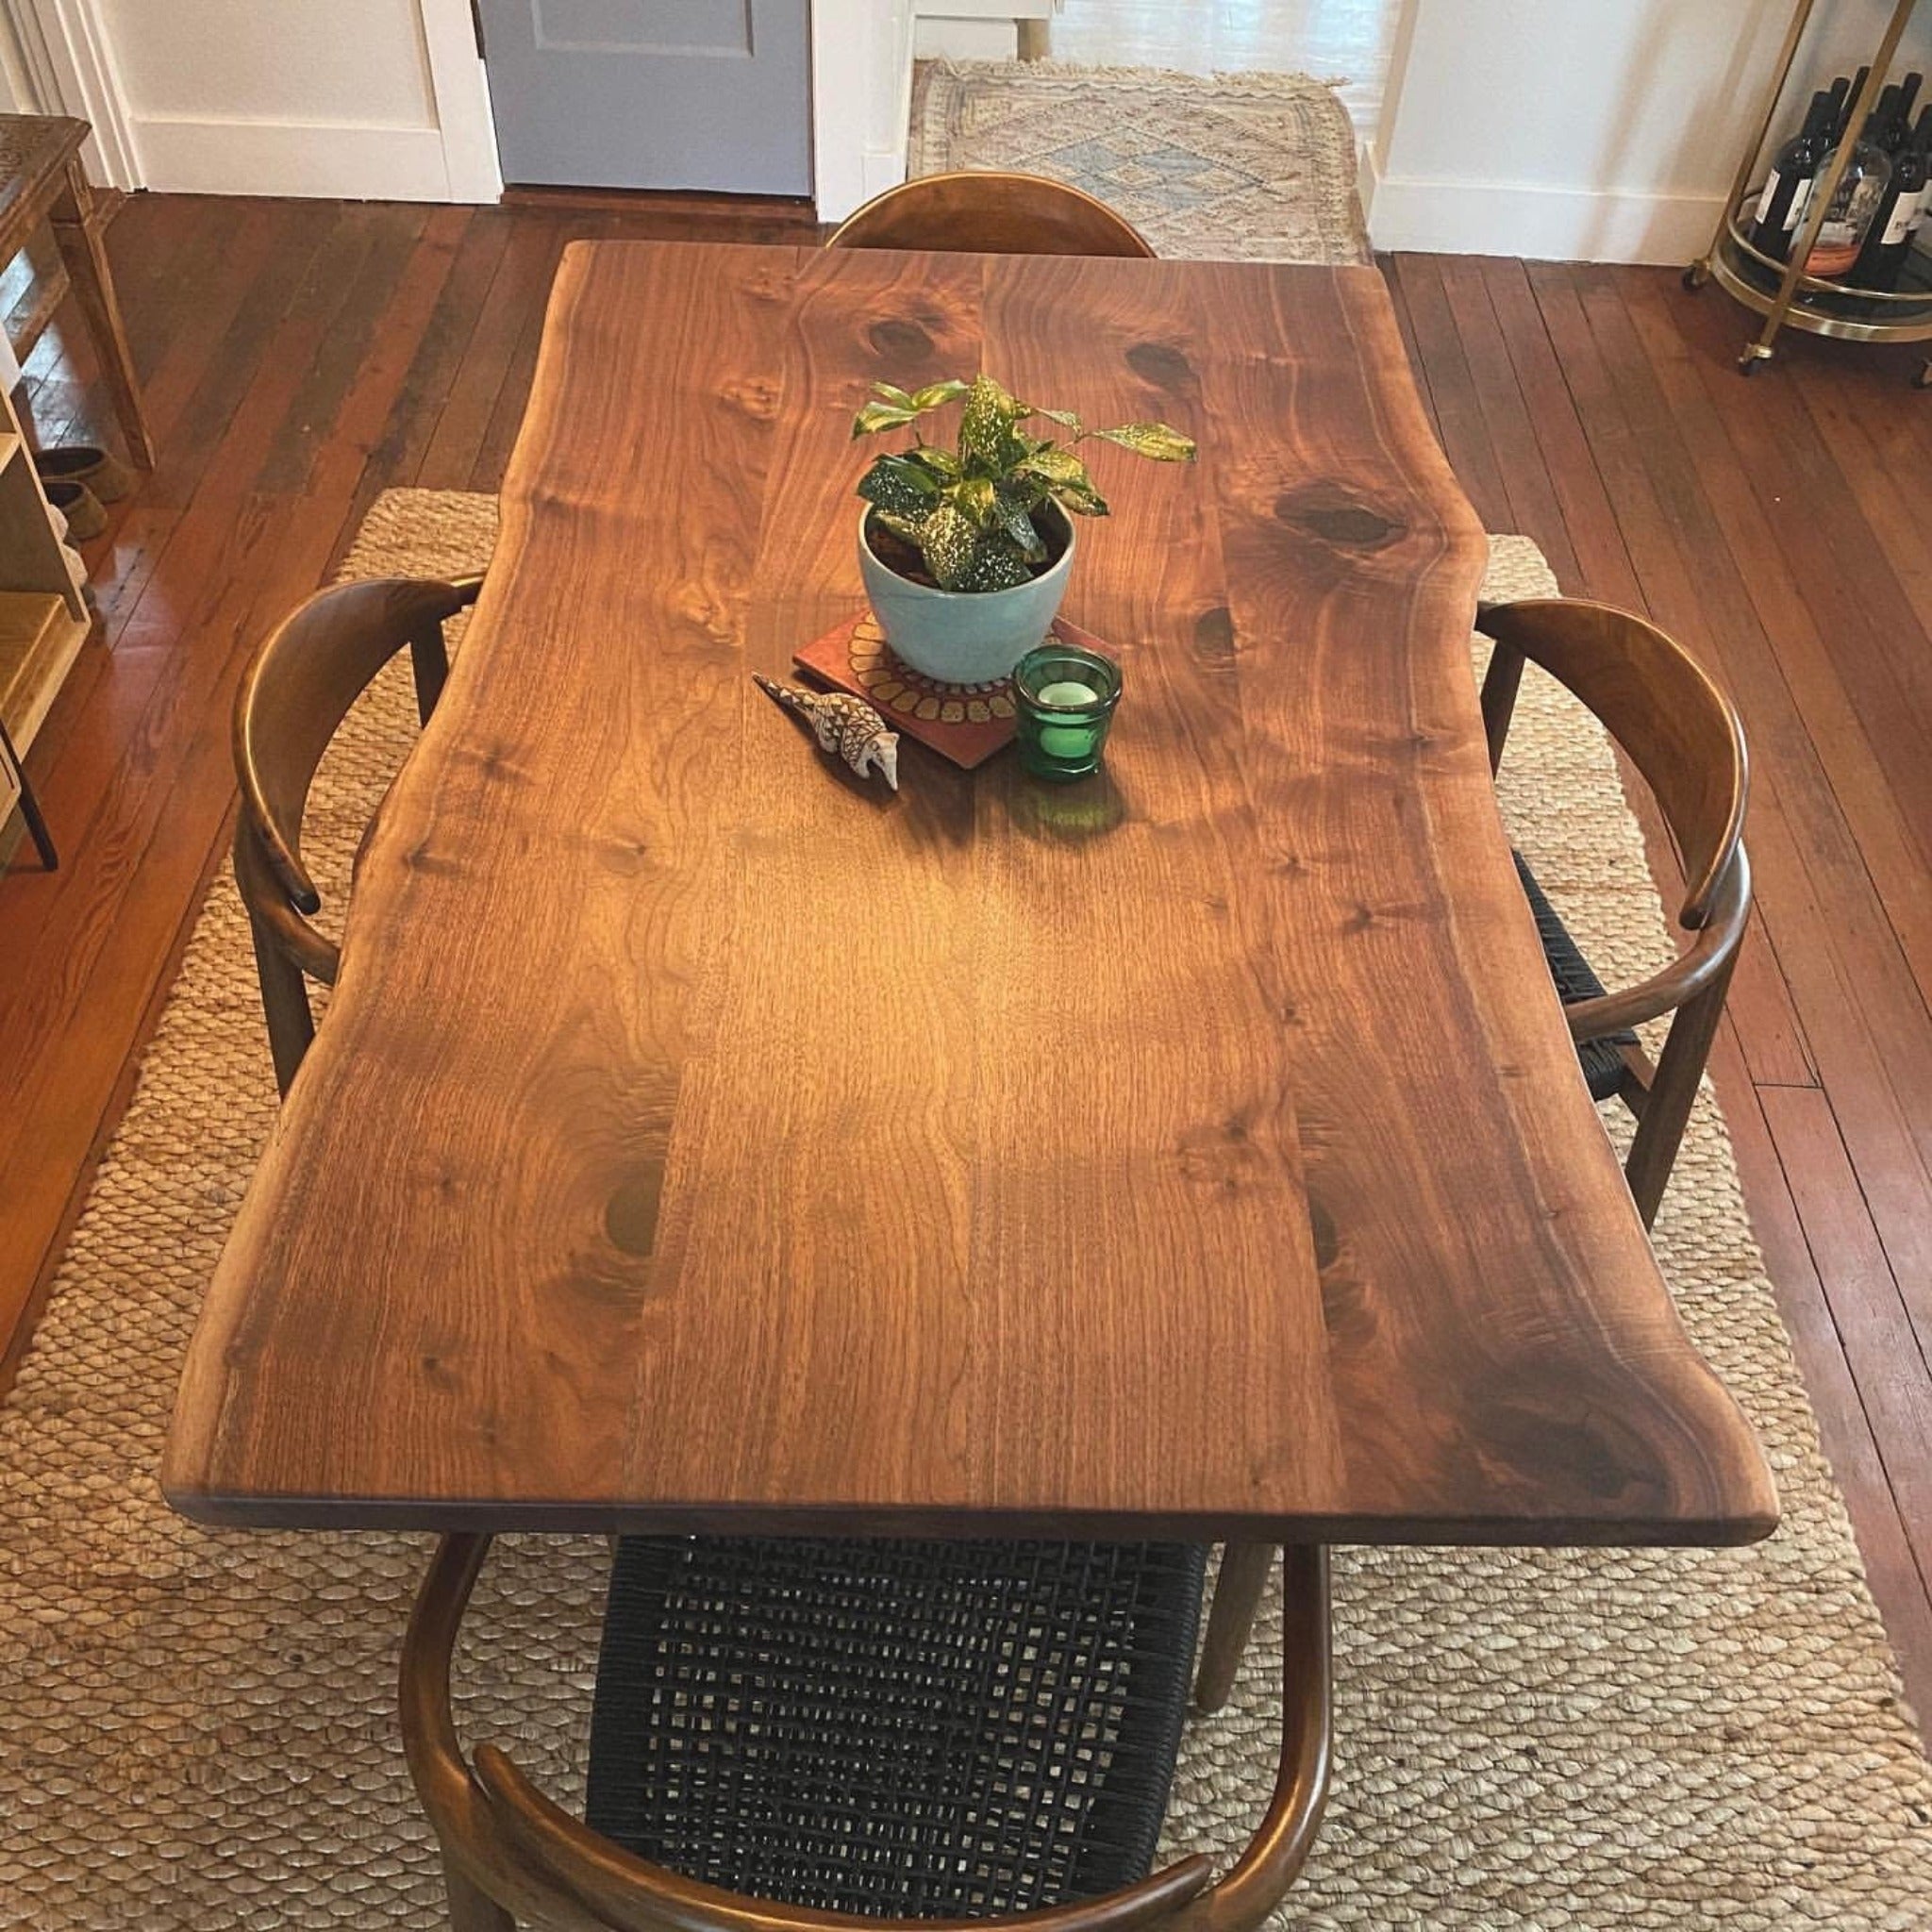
<box><xmin>908</xmin><ymin>60</ymin><xmax>1372</xmax><ymax>264</ymax></box>
<box><xmin>2</xmin><ymin>491</ymin><xmax>1929</xmax><ymax>1927</ymax></box>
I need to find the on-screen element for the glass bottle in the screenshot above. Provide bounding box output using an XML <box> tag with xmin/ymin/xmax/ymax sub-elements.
<box><xmin>1804</xmin><ymin>124</ymin><xmax>1892</xmax><ymax>281</ymax></box>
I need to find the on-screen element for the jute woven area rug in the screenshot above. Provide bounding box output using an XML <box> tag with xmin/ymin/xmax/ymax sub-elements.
<box><xmin>908</xmin><ymin>60</ymin><xmax>1373</xmax><ymax>265</ymax></box>
<box><xmin>4</xmin><ymin>490</ymin><xmax>1929</xmax><ymax>1927</ymax></box>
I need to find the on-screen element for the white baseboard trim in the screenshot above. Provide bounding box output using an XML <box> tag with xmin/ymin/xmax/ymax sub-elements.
<box><xmin>912</xmin><ymin>19</ymin><xmax>1017</xmax><ymax>59</ymax></box>
<box><xmin>1361</xmin><ymin>144</ymin><xmax>1721</xmax><ymax>266</ymax></box>
<box><xmin>128</xmin><ymin>116</ymin><xmax>459</xmax><ymax>201</ymax></box>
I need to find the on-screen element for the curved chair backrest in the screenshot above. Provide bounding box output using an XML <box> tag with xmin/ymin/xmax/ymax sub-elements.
<box><xmin>1476</xmin><ymin>598</ymin><xmax>1747</xmax><ymax>932</ymax></box>
<box><xmin>401</xmin><ymin>1534</ymin><xmax>1331</xmax><ymax>1932</ymax></box>
<box><xmin>1477</xmin><ymin>597</ymin><xmax>1752</xmax><ymax>1228</ymax></box>
<box><xmin>232</xmin><ymin>573</ymin><xmax>480</xmax><ymax>1094</ymax></box>
<box><xmin>826</xmin><ymin>173</ymin><xmax>1156</xmax><ymax>258</ymax></box>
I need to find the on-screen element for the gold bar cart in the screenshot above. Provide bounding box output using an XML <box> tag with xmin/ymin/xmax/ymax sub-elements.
<box><xmin>1684</xmin><ymin>0</ymin><xmax>1932</xmax><ymax>384</ymax></box>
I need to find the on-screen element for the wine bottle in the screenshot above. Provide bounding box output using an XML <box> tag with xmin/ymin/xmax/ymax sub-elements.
<box><xmin>1825</xmin><ymin>75</ymin><xmax>1852</xmax><ymax>135</ymax></box>
<box><xmin>1871</xmin><ymin>82</ymin><xmax>1904</xmax><ymax>146</ymax></box>
<box><xmin>1858</xmin><ymin>105</ymin><xmax>1932</xmax><ymax>289</ymax></box>
<box><xmin>1855</xmin><ymin>97</ymin><xmax>1927</xmax><ymax>285</ymax></box>
<box><xmin>1839</xmin><ymin>68</ymin><xmax>1872</xmax><ymax>141</ymax></box>
<box><xmin>1751</xmin><ymin>90</ymin><xmax>1835</xmax><ymax>259</ymax></box>
<box><xmin>1892</xmin><ymin>73</ymin><xmax>1924</xmax><ymax>148</ymax></box>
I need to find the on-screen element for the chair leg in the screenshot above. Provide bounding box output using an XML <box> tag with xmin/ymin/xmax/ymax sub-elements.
<box><xmin>410</xmin><ymin>625</ymin><xmax>451</xmax><ymax>724</ymax></box>
<box><xmin>441</xmin><ymin>1852</ymin><xmax>514</xmax><ymax>1932</ymax></box>
<box><xmin>1194</xmin><ymin>1541</ymin><xmax>1274</xmax><ymax>1713</ymax></box>
<box><xmin>1624</xmin><ymin>959</ymin><xmax>1736</xmax><ymax>1229</ymax></box>
<box><xmin>247</xmin><ymin>911</ymin><xmax>316</xmax><ymax>1100</ymax></box>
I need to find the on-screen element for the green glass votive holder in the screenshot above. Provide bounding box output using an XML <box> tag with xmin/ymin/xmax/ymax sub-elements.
<box><xmin>1013</xmin><ymin>643</ymin><xmax>1122</xmax><ymax>782</ymax></box>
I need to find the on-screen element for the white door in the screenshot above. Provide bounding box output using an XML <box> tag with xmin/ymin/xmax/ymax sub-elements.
<box><xmin>477</xmin><ymin>0</ymin><xmax>812</xmax><ymax>194</ymax></box>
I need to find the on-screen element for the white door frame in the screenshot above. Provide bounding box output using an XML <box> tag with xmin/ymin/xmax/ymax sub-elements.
<box><xmin>811</xmin><ymin>0</ymin><xmax>914</xmax><ymax>221</ymax></box>
<box><xmin>0</xmin><ymin>0</ymin><xmax>503</xmax><ymax>202</ymax></box>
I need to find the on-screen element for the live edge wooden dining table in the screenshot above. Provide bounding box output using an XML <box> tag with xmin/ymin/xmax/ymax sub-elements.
<box><xmin>165</xmin><ymin>239</ymin><xmax>1774</xmax><ymax>1789</ymax></box>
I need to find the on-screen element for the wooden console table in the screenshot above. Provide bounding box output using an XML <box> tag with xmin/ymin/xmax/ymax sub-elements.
<box><xmin>0</xmin><ymin>115</ymin><xmax>152</xmax><ymax>466</ymax></box>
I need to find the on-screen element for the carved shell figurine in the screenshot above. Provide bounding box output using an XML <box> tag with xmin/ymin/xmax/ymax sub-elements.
<box><xmin>753</xmin><ymin>675</ymin><xmax>900</xmax><ymax>791</ymax></box>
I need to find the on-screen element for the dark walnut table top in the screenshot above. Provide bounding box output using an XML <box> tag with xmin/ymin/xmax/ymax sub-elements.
<box><xmin>164</xmin><ymin>241</ymin><xmax>1775</xmax><ymax>1547</ymax></box>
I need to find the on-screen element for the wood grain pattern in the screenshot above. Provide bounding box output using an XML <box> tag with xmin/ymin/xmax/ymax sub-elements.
<box><xmin>161</xmin><ymin>242</ymin><xmax>1774</xmax><ymax>1545</ymax></box>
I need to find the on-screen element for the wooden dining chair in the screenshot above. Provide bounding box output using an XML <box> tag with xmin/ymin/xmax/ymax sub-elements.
<box><xmin>403</xmin><ymin>1533</ymin><xmax>1332</xmax><ymax>1932</ymax></box>
<box><xmin>825</xmin><ymin>172</ymin><xmax>1156</xmax><ymax>258</ymax></box>
<box><xmin>1477</xmin><ymin>597</ymin><xmax>1751</xmax><ymax>1230</ymax></box>
<box><xmin>231</xmin><ymin>574</ymin><xmax>480</xmax><ymax>1097</ymax></box>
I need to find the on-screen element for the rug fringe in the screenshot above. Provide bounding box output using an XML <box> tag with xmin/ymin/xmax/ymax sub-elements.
<box><xmin>916</xmin><ymin>57</ymin><xmax>1352</xmax><ymax>92</ymax></box>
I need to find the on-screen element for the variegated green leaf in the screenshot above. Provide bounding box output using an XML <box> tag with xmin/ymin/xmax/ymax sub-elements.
<box><xmin>1024</xmin><ymin>404</ymin><xmax>1083</xmax><ymax>431</ymax></box>
<box><xmin>954</xmin><ymin>477</ymin><xmax>999</xmax><ymax>528</ymax></box>
<box><xmin>954</xmin><ymin>534</ymin><xmax>1035</xmax><ymax>592</ymax></box>
<box><xmin>991</xmin><ymin>487</ymin><xmax>1048</xmax><ymax>559</ymax></box>
<box><xmin>920</xmin><ymin>504</ymin><xmax>979</xmax><ymax>589</ymax></box>
<box><xmin>870</xmin><ymin>381</ymin><xmax>919</xmax><ymax>410</ymax></box>
<box><xmin>871</xmin><ymin>508</ymin><xmax>930</xmax><ymax>545</ymax></box>
<box><xmin>1014</xmin><ymin>447</ymin><xmax>1091</xmax><ymax>487</ymax></box>
<box><xmin>1002</xmin><ymin>472</ymin><xmax>1050</xmax><ymax>513</ymax></box>
<box><xmin>852</xmin><ymin>400</ymin><xmax>919</xmax><ymax>439</ymax></box>
<box><xmin>856</xmin><ymin>453</ymin><xmax>941</xmax><ymax>516</ymax></box>
<box><xmin>911</xmin><ymin>378</ymin><xmax>971</xmax><ymax>410</ymax></box>
<box><xmin>1089</xmin><ymin>422</ymin><xmax>1198</xmax><ymax>462</ymax></box>
<box><xmin>1050</xmin><ymin>476</ymin><xmax>1110</xmax><ymax>517</ymax></box>
<box><xmin>907</xmin><ymin>444</ymin><xmax>961</xmax><ymax>480</ymax></box>
<box><xmin>958</xmin><ymin>374</ymin><xmax>1021</xmax><ymax>467</ymax></box>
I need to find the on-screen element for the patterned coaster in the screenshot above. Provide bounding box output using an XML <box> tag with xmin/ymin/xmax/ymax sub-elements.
<box><xmin>795</xmin><ymin>612</ymin><xmax>1111</xmax><ymax>771</ymax></box>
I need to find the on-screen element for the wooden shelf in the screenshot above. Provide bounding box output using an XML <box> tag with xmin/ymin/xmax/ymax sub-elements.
<box><xmin>0</xmin><ymin>589</ymin><xmax>88</xmax><ymax>756</ymax></box>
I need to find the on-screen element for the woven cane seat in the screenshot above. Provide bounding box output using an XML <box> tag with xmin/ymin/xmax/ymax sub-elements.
<box><xmin>584</xmin><ymin>1536</ymin><xmax>1207</xmax><ymax>1919</ymax></box>
<box><xmin>1514</xmin><ymin>850</ymin><xmax>1639</xmax><ymax>1103</ymax></box>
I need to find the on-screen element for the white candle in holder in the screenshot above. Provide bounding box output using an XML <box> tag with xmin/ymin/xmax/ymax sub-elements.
<box><xmin>1035</xmin><ymin>679</ymin><xmax>1100</xmax><ymax>708</ymax></box>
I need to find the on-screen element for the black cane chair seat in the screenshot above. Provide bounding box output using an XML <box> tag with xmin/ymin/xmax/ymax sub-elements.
<box><xmin>584</xmin><ymin>1536</ymin><xmax>1208</xmax><ymax>1920</ymax></box>
<box><xmin>1513</xmin><ymin>850</ymin><xmax>1640</xmax><ymax>1104</ymax></box>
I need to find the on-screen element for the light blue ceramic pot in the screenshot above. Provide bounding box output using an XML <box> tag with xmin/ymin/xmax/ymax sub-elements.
<box><xmin>858</xmin><ymin>502</ymin><xmax>1075</xmax><ymax>685</ymax></box>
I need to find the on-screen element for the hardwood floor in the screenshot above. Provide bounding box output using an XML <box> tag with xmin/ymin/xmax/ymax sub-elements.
<box><xmin>1</xmin><ymin>192</ymin><xmax>1928</xmax><ymax>1736</ymax></box>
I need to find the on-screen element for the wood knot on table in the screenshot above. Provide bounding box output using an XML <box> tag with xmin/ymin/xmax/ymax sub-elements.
<box><xmin>1125</xmin><ymin>341</ymin><xmax>1195</xmax><ymax>389</ymax></box>
<box><xmin>1191</xmin><ymin>606</ymin><xmax>1235</xmax><ymax>664</ymax></box>
<box><xmin>1175</xmin><ymin>1113</ymin><xmax>1268</xmax><ymax>1192</ymax></box>
<box><xmin>868</xmin><ymin>317</ymin><xmax>936</xmax><ymax>358</ymax></box>
<box><xmin>1274</xmin><ymin>486</ymin><xmax>1407</xmax><ymax>552</ymax></box>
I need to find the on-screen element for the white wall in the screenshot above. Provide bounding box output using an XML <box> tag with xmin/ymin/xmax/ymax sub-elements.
<box><xmin>22</xmin><ymin>0</ymin><xmax>499</xmax><ymax>200</ymax></box>
<box><xmin>0</xmin><ymin>9</ymin><xmax>33</xmax><ymax>111</ymax></box>
<box><xmin>814</xmin><ymin>0</ymin><xmax>917</xmax><ymax>220</ymax></box>
<box><xmin>1365</xmin><ymin>0</ymin><xmax>1932</xmax><ymax>263</ymax></box>
<box><xmin>25</xmin><ymin>0</ymin><xmax>901</xmax><ymax>217</ymax></box>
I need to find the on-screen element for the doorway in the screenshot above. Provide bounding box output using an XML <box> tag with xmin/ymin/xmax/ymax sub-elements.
<box><xmin>476</xmin><ymin>0</ymin><xmax>813</xmax><ymax>195</ymax></box>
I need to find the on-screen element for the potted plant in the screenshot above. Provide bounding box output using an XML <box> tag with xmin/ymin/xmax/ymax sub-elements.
<box><xmin>852</xmin><ymin>375</ymin><xmax>1195</xmax><ymax>685</ymax></box>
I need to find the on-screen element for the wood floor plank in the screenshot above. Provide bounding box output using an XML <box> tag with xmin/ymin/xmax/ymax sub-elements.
<box><xmin>1436</xmin><ymin>254</ymin><xmax>1581</xmax><ymax>587</ymax></box>
<box><xmin>1761</xmin><ymin>1085</ymin><xmax>1932</xmax><ymax>1596</ymax></box>
<box><xmin>87</xmin><ymin>205</ymin><xmax>348</xmax><ymax>626</ymax></box>
<box><xmin>1387</xmin><ymin>253</ymin><xmax>1511</xmax><ymax>531</ymax></box>
<box><xmin>414</xmin><ymin>212</ymin><xmax>563</xmax><ymax>489</ymax></box>
<box><xmin>339</xmin><ymin>207</ymin><xmax>513</xmax><ymax>555</ymax></box>
<box><xmin>1617</xmin><ymin>273</ymin><xmax>1932</xmax><ymax>1046</ymax></box>
<box><xmin>1380</xmin><ymin>251</ymin><xmax>1443</xmax><ymax>448</ymax></box>
<box><xmin>1474</xmin><ymin>257</ymin><xmax>1643</xmax><ymax>610</ymax></box>
<box><xmin>1665</xmin><ymin>273</ymin><xmax>1932</xmax><ymax>858</ymax></box>
<box><xmin>1713</xmin><ymin>1032</ymin><xmax>1932</xmax><ymax>1724</ymax></box>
